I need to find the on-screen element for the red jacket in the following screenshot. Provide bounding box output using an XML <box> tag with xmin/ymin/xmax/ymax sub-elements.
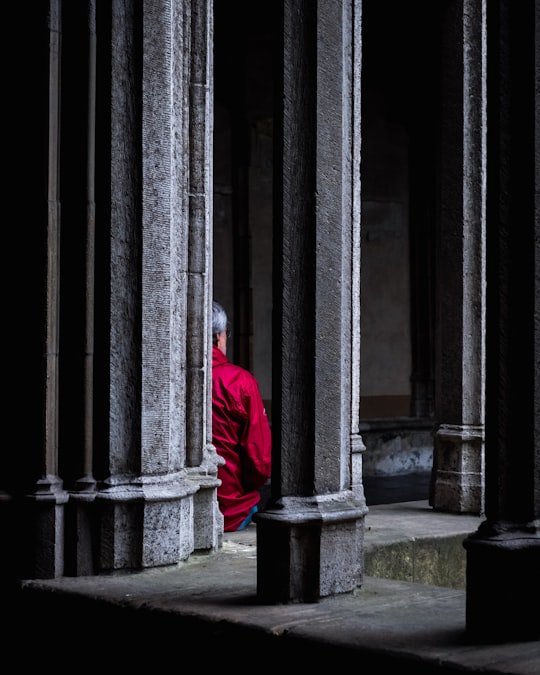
<box><xmin>212</xmin><ymin>346</ymin><xmax>272</xmax><ymax>531</ymax></box>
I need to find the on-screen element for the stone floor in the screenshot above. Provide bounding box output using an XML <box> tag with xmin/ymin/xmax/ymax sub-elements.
<box><xmin>9</xmin><ymin>473</ymin><xmax>540</xmax><ymax>672</ymax></box>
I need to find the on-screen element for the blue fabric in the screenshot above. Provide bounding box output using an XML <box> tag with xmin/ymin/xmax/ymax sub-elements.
<box><xmin>237</xmin><ymin>505</ymin><xmax>258</xmax><ymax>531</ymax></box>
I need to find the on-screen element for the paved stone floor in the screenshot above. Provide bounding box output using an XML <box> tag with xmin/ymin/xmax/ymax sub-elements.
<box><xmin>10</xmin><ymin>473</ymin><xmax>540</xmax><ymax>672</ymax></box>
<box><xmin>16</xmin><ymin>499</ymin><xmax>539</xmax><ymax>673</ymax></box>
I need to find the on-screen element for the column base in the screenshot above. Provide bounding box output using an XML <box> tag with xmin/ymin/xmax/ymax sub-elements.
<box><xmin>431</xmin><ymin>424</ymin><xmax>484</xmax><ymax>514</ymax></box>
<box><xmin>255</xmin><ymin>492</ymin><xmax>367</xmax><ymax>603</ymax></box>
<box><xmin>464</xmin><ymin>521</ymin><xmax>540</xmax><ymax>642</ymax></box>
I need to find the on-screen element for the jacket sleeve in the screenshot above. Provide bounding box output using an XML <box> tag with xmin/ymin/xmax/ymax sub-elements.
<box><xmin>238</xmin><ymin>374</ymin><xmax>272</xmax><ymax>490</ymax></box>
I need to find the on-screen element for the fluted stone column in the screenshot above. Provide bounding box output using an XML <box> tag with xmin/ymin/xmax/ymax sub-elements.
<box><xmin>431</xmin><ymin>0</ymin><xmax>486</xmax><ymax>515</ymax></box>
<box><xmin>255</xmin><ymin>0</ymin><xmax>366</xmax><ymax>603</ymax></box>
<box><xmin>464</xmin><ymin>0</ymin><xmax>540</xmax><ymax>642</ymax></box>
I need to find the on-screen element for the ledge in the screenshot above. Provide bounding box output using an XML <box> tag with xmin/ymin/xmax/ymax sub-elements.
<box><xmin>8</xmin><ymin>502</ymin><xmax>539</xmax><ymax>672</ymax></box>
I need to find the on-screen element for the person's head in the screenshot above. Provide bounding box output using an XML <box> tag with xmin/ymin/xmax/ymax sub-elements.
<box><xmin>212</xmin><ymin>301</ymin><xmax>228</xmax><ymax>354</ymax></box>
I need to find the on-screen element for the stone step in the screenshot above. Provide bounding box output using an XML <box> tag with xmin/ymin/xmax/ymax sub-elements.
<box><xmin>363</xmin><ymin>500</ymin><xmax>483</xmax><ymax>589</ymax></box>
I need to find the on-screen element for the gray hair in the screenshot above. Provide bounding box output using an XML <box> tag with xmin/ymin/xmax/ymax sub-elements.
<box><xmin>212</xmin><ymin>301</ymin><xmax>228</xmax><ymax>338</ymax></box>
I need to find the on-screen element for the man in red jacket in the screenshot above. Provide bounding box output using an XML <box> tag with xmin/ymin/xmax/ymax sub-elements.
<box><xmin>211</xmin><ymin>301</ymin><xmax>272</xmax><ymax>532</ymax></box>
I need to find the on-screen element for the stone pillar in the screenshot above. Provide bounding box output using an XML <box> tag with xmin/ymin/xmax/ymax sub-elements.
<box><xmin>464</xmin><ymin>0</ymin><xmax>540</xmax><ymax>642</ymax></box>
<box><xmin>24</xmin><ymin>1</ymin><xmax>69</xmax><ymax>580</ymax></box>
<box><xmin>431</xmin><ymin>0</ymin><xmax>486</xmax><ymax>515</ymax></box>
<box><xmin>255</xmin><ymin>0</ymin><xmax>366</xmax><ymax>603</ymax></box>
<box><xmin>67</xmin><ymin>0</ymin><xmax>99</xmax><ymax>578</ymax></box>
<box><xmin>95</xmin><ymin>0</ymin><xmax>203</xmax><ymax>571</ymax></box>
<box><xmin>184</xmin><ymin>0</ymin><xmax>224</xmax><ymax>552</ymax></box>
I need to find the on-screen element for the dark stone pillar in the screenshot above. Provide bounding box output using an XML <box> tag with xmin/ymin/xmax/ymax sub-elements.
<box><xmin>24</xmin><ymin>1</ymin><xmax>69</xmax><ymax>580</ymax></box>
<box><xmin>464</xmin><ymin>0</ymin><xmax>540</xmax><ymax>642</ymax></box>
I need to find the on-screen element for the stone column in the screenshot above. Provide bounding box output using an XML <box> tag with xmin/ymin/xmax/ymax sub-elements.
<box><xmin>68</xmin><ymin>0</ymin><xmax>99</xmax><ymax>577</ymax></box>
<box><xmin>464</xmin><ymin>0</ymin><xmax>540</xmax><ymax>642</ymax></box>
<box><xmin>255</xmin><ymin>0</ymin><xmax>366</xmax><ymax>603</ymax></box>
<box><xmin>431</xmin><ymin>0</ymin><xmax>486</xmax><ymax>515</ymax></box>
<box><xmin>25</xmin><ymin>0</ymin><xmax>69</xmax><ymax>580</ymax></box>
<box><xmin>95</xmin><ymin>0</ymin><xmax>201</xmax><ymax>571</ymax></box>
<box><xmin>184</xmin><ymin>0</ymin><xmax>224</xmax><ymax>552</ymax></box>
